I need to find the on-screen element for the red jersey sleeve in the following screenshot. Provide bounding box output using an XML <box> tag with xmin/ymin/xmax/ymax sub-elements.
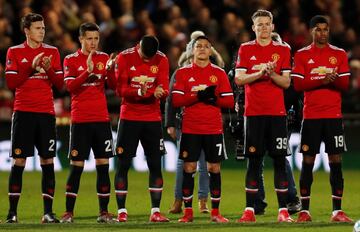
<box><xmin>172</xmin><ymin>69</ymin><xmax>197</xmax><ymax>107</ymax></box>
<box><xmin>235</xmin><ymin>44</ymin><xmax>248</xmax><ymax>71</ymax></box>
<box><xmin>216</xmin><ymin>70</ymin><xmax>234</xmax><ymax>108</ymax></box>
<box><xmin>156</xmin><ymin>56</ymin><xmax>170</xmax><ymax>99</ymax></box>
<box><xmin>115</xmin><ymin>53</ymin><xmax>139</xmax><ymax>98</ymax></box>
<box><xmin>332</xmin><ymin>51</ymin><xmax>350</xmax><ymax>91</ymax></box>
<box><xmin>46</xmin><ymin>49</ymin><xmax>64</xmax><ymax>90</ymax></box>
<box><xmin>5</xmin><ymin>48</ymin><xmax>33</xmax><ymax>90</ymax></box>
<box><xmin>280</xmin><ymin>46</ymin><xmax>291</xmax><ymax>73</ymax></box>
<box><xmin>64</xmin><ymin>56</ymin><xmax>90</xmax><ymax>93</ymax></box>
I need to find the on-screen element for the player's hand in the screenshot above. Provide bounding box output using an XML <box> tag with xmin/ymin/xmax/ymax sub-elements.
<box><xmin>266</xmin><ymin>61</ymin><xmax>276</xmax><ymax>76</ymax></box>
<box><xmin>323</xmin><ymin>67</ymin><xmax>338</xmax><ymax>84</ymax></box>
<box><xmin>197</xmin><ymin>85</ymin><xmax>217</xmax><ymax>104</ymax></box>
<box><xmin>154</xmin><ymin>85</ymin><xmax>165</xmax><ymax>99</ymax></box>
<box><xmin>106</xmin><ymin>52</ymin><xmax>117</xmax><ymax>71</ymax></box>
<box><xmin>41</xmin><ymin>55</ymin><xmax>52</xmax><ymax>71</ymax></box>
<box><xmin>32</xmin><ymin>52</ymin><xmax>44</xmax><ymax>71</ymax></box>
<box><xmin>167</xmin><ymin>127</ymin><xmax>176</xmax><ymax>140</ymax></box>
<box><xmin>140</xmin><ymin>84</ymin><xmax>148</xmax><ymax>96</ymax></box>
<box><xmin>87</xmin><ymin>51</ymin><xmax>94</xmax><ymax>73</ymax></box>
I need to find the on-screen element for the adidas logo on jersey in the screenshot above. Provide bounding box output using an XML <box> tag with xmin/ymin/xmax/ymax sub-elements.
<box><xmin>188</xmin><ymin>77</ymin><xmax>195</xmax><ymax>82</ymax></box>
<box><xmin>308</xmin><ymin>59</ymin><xmax>315</xmax><ymax>64</ymax></box>
<box><xmin>78</xmin><ymin>66</ymin><xmax>84</xmax><ymax>71</ymax></box>
<box><xmin>130</xmin><ymin>66</ymin><xmax>136</xmax><ymax>71</ymax></box>
<box><xmin>21</xmin><ymin>58</ymin><xmax>28</xmax><ymax>63</ymax></box>
<box><xmin>250</xmin><ymin>56</ymin><xmax>257</xmax><ymax>60</ymax></box>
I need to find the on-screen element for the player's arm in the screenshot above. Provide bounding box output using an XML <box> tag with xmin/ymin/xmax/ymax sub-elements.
<box><xmin>64</xmin><ymin>51</ymin><xmax>94</xmax><ymax>93</ymax></box>
<box><xmin>154</xmin><ymin>56</ymin><xmax>170</xmax><ymax>100</ymax></box>
<box><xmin>235</xmin><ymin>68</ymin><xmax>265</xmax><ymax>86</ymax></box>
<box><xmin>216</xmin><ymin>71</ymin><xmax>235</xmax><ymax>108</ymax></box>
<box><xmin>331</xmin><ymin>52</ymin><xmax>350</xmax><ymax>92</ymax></box>
<box><xmin>269</xmin><ymin>47</ymin><xmax>291</xmax><ymax>89</ymax></box>
<box><xmin>5</xmin><ymin>48</ymin><xmax>34</xmax><ymax>90</ymax></box>
<box><xmin>269</xmin><ymin>69</ymin><xmax>290</xmax><ymax>89</ymax></box>
<box><xmin>165</xmin><ymin>71</ymin><xmax>179</xmax><ymax>140</ymax></box>
<box><xmin>42</xmin><ymin>49</ymin><xmax>64</xmax><ymax>90</ymax></box>
<box><xmin>105</xmin><ymin>53</ymin><xmax>117</xmax><ymax>90</ymax></box>
<box><xmin>172</xmin><ymin>71</ymin><xmax>198</xmax><ymax>107</ymax></box>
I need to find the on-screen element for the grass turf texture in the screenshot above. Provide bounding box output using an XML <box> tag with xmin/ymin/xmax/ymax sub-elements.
<box><xmin>0</xmin><ymin>169</ymin><xmax>359</xmax><ymax>231</ymax></box>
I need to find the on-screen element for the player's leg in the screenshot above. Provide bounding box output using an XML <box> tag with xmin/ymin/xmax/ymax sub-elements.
<box><xmin>296</xmin><ymin>119</ymin><xmax>322</xmax><ymax>222</ymax></box>
<box><xmin>178</xmin><ymin>133</ymin><xmax>201</xmax><ymax>222</ymax></box>
<box><xmin>268</xmin><ymin>116</ymin><xmax>293</xmax><ymax>222</ymax></box>
<box><xmin>285</xmin><ymin>158</ymin><xmax>301</xmax><ymax>214</ymax></box>
<box><xmin>324</xmin><ymin>119</ymin><xmax>352</xmax><ymax>222</ymax></box>
<box><xmin>204</xmin><ymin>134</ymin><xmax>228</xmax><ymax>223</ymax></box>
<box><xmin>141</xmin><ymin>121</ymin><xmax>169</xmax><ymax>222</ymax></box>
<box><xmin>93</xmin><ymin>122</ymin><xmax>115</xmax><ymax>222</ymax></box>
<box><xmin>7</xmin><ymin>111</ymin><xmax>34</xmax><ymax>223</ymax></box>
<box><xmin>114</xmin><ymin>120</ymin><xmax>140</xmax><ymax>222</ymax></box>
<box><xmin>60</xmin><ymin>123</ymin><xmax>90</xmax><ymax>223</ymax></box>
<box><xmin>36</xmin><ymin>113</ymin><xmax>59</xmax><ymax>223</ymax></box>
<box><xmin>238</xmin><ymin>116</ymin><xmax>265</xmax><ymax>222</ymax></box>
<box><xmin>169</xmin><ymin>129</ymin><xmax>183</xmax><ymax>214</ymax></box>
<box><xmin>197</xmin><ymin>150</ymin><xmax>209</xmax><ymax>213</ymax></box>
<box><xmin>254</xmin><ymin>159</ymin><xmax>267</xmax><ymax>215</ymax></box>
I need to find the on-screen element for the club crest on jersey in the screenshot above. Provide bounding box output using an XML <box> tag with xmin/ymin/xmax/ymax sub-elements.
<box><xmin>150</xmin><ymin>65</ymin><xmax>159</xmax><ymax>74</ymax></box>
<box><xmin>310</xmin><ymin>66</ymin><xmax>333</xmax><ymax>75</ymax></box>
<box><xmin>116</xmin><ymin>147</ymin><xmax>124</xmax><ymax>154</ymax></box>
<box><xmin>209</xmin><ymin>75</ymin><xmax>218</xmax><ymax>83</ymax></box>
<box><xmin>181</xmin><ymin>150</ymin><xmax>188</xmax><ymax>158</ymax></box>
<box><xmin>96</xmin><ymin>62</ymin><xmax>104</xmax><ymax>70</ymax></box>
<box><xmin>14</xmin><ymin>148</ymin><xmax>22</xmax><ymax>155</ymax></box>
<box><xmin>329</xmin><ymin>56</ymin><xmax>337</xmax><ymax>65</ymax></box>
<box><xmin>302</xmin><ymin>144</ymin><xmax>309</xmax><ymax>152</ymax></box>
<box><xmin>71</xmin><ymin>149</ymin><xmax>78</xmax><ymax>157</ymax></box>
<box><xmin>271</xmin><ymin>53</ymin><xmax>280</xmax><ymax>62</ymax></box>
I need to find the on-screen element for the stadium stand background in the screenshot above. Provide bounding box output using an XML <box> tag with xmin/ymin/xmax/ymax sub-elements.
<box><xmin>0</xmin><ymin>0</ymin><xmax>359</xmax><ymax>170</ymax></box>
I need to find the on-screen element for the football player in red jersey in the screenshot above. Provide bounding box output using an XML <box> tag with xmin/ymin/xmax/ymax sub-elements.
<box><xmin>292</xmin><ymin>15</ymin><xmax>353</xmax><ymax>223</ymax></box>
<box><xmin>172</xmin><ymin>36</ymin><xmax>234</xmax><ymax>223</ymax></box>
<box><xmin>4</xmin><ymin>13</ymin><xmax>64</xmax><ymax>223</ymax></box>
<box><xmin>235</xmin><ymin>10</ymin><xmax>294</xmax><ymax>223</ymax></box>
<box><xmin>114</xmin><ymin>35</ymin><xmax>170</xmax><ymax>223</ymax></box>
<box><xmin>60</xmin><ymin>22</ymin><xmax>117</xmax><ymax>223</ymax></box>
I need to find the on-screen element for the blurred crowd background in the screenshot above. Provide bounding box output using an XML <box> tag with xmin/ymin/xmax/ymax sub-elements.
<box><xmin>1</xmin><ymin>0</ymin><xmax>360</xmax><ymax>124</ymax></box>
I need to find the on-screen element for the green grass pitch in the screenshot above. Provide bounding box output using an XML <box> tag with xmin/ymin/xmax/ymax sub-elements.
<box><xmin>0</xmin><ymin>169</ymin><xmax>359</xmax><ymax>231</ymax></box>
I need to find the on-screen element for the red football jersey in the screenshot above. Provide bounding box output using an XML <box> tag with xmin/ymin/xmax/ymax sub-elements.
<box><xmin>235</xmin><ymin>40</ymin><xmax>291</xmax><ymax>116</ymax></box>
<box><xmin>64</xmin><ymin>49</ymin><xmax>116</xmax><ymax>123</ymax></box>
<box><xmin>292</xmin><ymin>43</ymin><xmax>350</xmax><ymax>119</ymax></box>
<box><xmin>115</xmin><ymin>45</ymin><xmax>169</xmax><ymax>121</ymax></box>
<box><xmin>172</xmin><ymin>63</ymin><xmax>234</xmax><ymax>134</ymax></box>
<box><xmin>5</xmin><ymin>42</ymin><xmax>63</xmax><ymax>114</ymax></box>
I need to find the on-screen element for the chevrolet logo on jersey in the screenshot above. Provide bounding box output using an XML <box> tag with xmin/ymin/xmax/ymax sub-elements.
<box><xmin>132</xmin><ymin>75</ymin><xmax>155</xmax><ymax>84</ymax></box>
<box><xmin>191</xmin><ymin>84</ymin><xmax>207</xmax><ymax>92</ymax></box>
<box><xmin>310</xmin><ymin>66</ymin><xmax>334</xmax><ymax>75</ymax></box>
<box><xmin>252</xmin><ymin>63</ymin><xmax>267</xmax><ymax>71</ymax></box>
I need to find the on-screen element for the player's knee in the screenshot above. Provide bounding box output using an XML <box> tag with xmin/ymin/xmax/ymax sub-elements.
<box><xmin>40</xmin><ymin>157</ymin><xmax>54</xmax><ymax>165</ymax></box>
<box><xmin>328</xmin><ymin>154</ymin><xmax>342</xmax><ymax>163</ymax></box>
<box><xmin>183</xmin><ymin>162</ymin><xmax>197</xmax><ymax>173</ymax></box>
<box><xmin>14</xmin><ymin>158</ymin><xmax>26</xmax><ymax>167</ymax></box>
<box><xmin>302</xmin><ymin>155</ymin><xmax>315</xmax><ymax>165</ymax></box>
<box><xmin>207</xmin><ymin>163</ymin><xmax>220</xmax><ymax>173</ymax></box>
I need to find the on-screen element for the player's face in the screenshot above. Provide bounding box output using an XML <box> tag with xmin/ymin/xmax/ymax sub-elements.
<box><xmin>312</xmin><ymin>23</ymin><xmax>329</xmax><ymax>46</ymax></box>
<box><xmin>25</xmin><ymin>21</ymin><xmax>45</xmax><ymax>44</ymax></box>
<box><xmin>252</xmin><ymin>16</ymin><xmax>274</xmax><ymax>40</ymax></box>
<box><xmin>193</xmin><ymin>39</ymin><xmax>212</xmax><ymax>61</ymax></box>
<box><xmin>79</xmin><ymin>30</ymin><xmax>99</xmax><ymax>54</ymax></box>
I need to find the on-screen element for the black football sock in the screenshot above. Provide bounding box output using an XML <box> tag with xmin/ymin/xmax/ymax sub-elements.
<box><xmin>209</xmin><ymin>172</ymin><xmax>221</xmax><ymax>209</ymax></box>
<box><xmin>299</xmin><ymin>161</ymin><xmax>314</xmax><ymax>211</ymax></box>
<box><xmin>96</xmin><ymin>164</ymin><xmax>110</xmax><ymax>213</ymax></box>
<box><xmin>245</xmin><ymin>157</ymin><xmax>262</xmax><ymax>208</ymax></box>
<box><xmin>329</xmin><ymin>162</ymin><xmax>343</xmax><ymax>211</ymax></box>
<box><xmin>41</xmin><ymin>163</ymin><xmax>56</xmax><ymax>214</ymax></box>
<box><xmin>182</xmin><ymin>171</ymin><xmax>195</xmax><ymax>208</ymax></box>
<box><xmin>273</xmin><ymin>157</ymin><xmax>288</xmax><ymax>209</ymax></box>
<box><xmin>8</xmin><ymin>165</ymin><xmax>25</xmax><ymax>214</ymax></box>
<box><xmin>115</xmin><ymin>157</ymin><xmax>131</xmax><ymax>210</ymax></box>
<box><xmin>65</xmin><ymin>165</ymin><xmax>83</xmax><ymax>213</ymax></box>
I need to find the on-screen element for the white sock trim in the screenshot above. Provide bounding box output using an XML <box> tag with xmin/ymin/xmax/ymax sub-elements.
<box><xmin>278</xmin><ymin>208</ymin><xmax>288</xmax><ymax>212</ymax></box>
<box><xmin>118</xmin><ymin>208</ymin><xmax>127</xmax><ymax>214</ymax></box>
<box><xmin>151</xmin><ymin>207</ymin><xmax>160</xmax><ymax>215</ymax></box>
<box><xmin>332</xmin><ymin>210</ymin><xmax>342</xmax><ymax>216</ymax></box>
<box><xmin>245</xmin><ymin>207</ymin><xmax>254</xmax><ymax>212</ymax></box>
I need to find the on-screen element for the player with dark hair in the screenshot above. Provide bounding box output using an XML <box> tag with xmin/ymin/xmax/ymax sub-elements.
<box><xmin>172</xmin><ymin>35</ymin><xmax>234</xmax><ymax>223</ymax></box>
<box><xmin>235</xmin><ymin>10</ymin><xmax>293</xmax><ymax>222</ymax></box>
<box><xmin>114</xmin><ymin>35</ymin><xmax>170</xmax><ymax>222</ymax></box>
<box><xmin>292</xmin><ymin>15</ymin><xmax>353</xmax><ymax>223</ymax></box>
<box><xmin>4</xmin><ymin>13</ymin><xmax>64</xmax><ymax>223</ymax></box>
<box><xmin>60</xmin><ymin>22</ymin><xmax>117</xmax><ymax>223</ymax></box>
